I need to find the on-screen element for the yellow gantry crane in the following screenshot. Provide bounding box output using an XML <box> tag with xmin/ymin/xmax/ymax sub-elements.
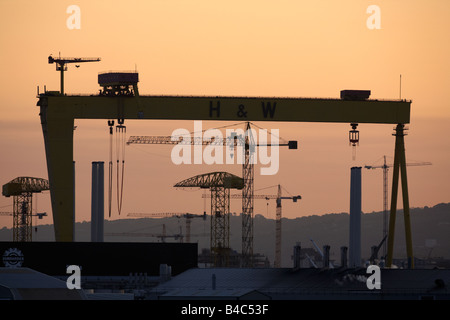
<box><xmin>37</xmin><ymin>71</ymin><xmax>414</xmax><ymax>269</ymax></box>
<box><xmin>2</xmin><ymin>177</ymin><xmax>49</xmax><ymax>242</ymax></box>
<box><xmin>365</xmin><ymin>155</ymin><xmax>432</xmax><ymax>260</ymax></box>
<box><xmin>127</xmin><ymin>212</ymin><xmax>207</xmax><ymax>243</ymax></box>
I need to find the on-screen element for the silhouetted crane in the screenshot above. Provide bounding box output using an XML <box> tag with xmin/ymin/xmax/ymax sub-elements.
<box><xmin>48</xmin><ymin>54</ymin><xmax>100</xmax><ymax>94</ymax></box>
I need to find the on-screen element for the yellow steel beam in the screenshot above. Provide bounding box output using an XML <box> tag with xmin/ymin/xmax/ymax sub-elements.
<box><xmin>37</xmin><ymin>94</ymin><xmax>411</xmax><ymax>242</ymax></box>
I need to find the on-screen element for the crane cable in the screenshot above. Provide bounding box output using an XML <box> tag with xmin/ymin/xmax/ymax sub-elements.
<box><xmin>115</xmin><ymin>119</ymin><xmax>126</xmax><ymax>216</ymax></box>
<box><xmin>107</xmin><ymin>119</ymin><xmax>126</xmax><ymax>217</ymax></box>
<box><xmin>108</xmin><ymin>120</ymin><xmax>114</xmax><ymax>218</ymax></box>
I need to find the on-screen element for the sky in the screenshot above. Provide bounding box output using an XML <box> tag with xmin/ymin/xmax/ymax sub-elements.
<box><xmin>0</xmin><ymin>1</ymin><xmax>449</xmax><ymax>237</ymax></box>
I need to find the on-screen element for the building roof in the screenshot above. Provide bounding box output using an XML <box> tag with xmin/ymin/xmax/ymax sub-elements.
<box><xmin>0</xmin><ymin>268</ymin><xmax>86</xmax><ymax>300</ymax></box>
<box><xmin>153</xmin><ymin>267</ymin><xmax>450</xmax><ymax>300</ymax></box>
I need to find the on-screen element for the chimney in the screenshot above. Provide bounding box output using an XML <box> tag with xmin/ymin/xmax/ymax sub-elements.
<box><xmin>349</xmin><ymin>167</ymin><xmax>362</xmax><ymax>268</ymax></box>
<box><xmin>293</xmin><ymin>242</ymin><xmax>301</xmax><ymax>269</ymax></box>
<box><xmin>91</xmin><ymin>161</ymin><xmax>104</xmax><ymax>242</ymax></box>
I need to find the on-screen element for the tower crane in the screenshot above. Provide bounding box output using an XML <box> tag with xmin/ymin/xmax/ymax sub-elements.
<box><xmin>2</xmin><ymin>177</ymin><xmax>50</xmax><ymax>242</ymax></box>
<box><xmin>127</xmin><ymin>212</ymin><xmax>207</xmax><ymax>243</ymax></box>
<box><xmin>365</xmin><ymin>156</ymin><xmax>431</xmax><ymax>258</ymax></box>
<box><xmin>48</xmin><ymin>54</ymin><xmax>101</xmax><ymax>94</ymax></box>
<box><xmin>202</xmin><ymin>185</ymin><xmax>301</xmax><ymax>268</ymax></box>
<box><xmin>127</xmin><ymin>121</ymin><xmax>297</xmax><ymax>267</ymax></box>
<box><xmin>174</xmin><ymin>172</ymin><xmax>244</xmax><ymax>267</ymax></box>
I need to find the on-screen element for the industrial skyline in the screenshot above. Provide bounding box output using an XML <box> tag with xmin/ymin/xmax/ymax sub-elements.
<box><xmin>1</xmin><ymin>1</ymin><xmax>449</xmax><ymax>235</ymax></box>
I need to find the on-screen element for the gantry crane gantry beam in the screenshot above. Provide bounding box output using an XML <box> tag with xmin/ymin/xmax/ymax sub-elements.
<box><xmin>37</xmin><ymin>69</ymin><xmax>412</xmax><ymax>269</ymax></box>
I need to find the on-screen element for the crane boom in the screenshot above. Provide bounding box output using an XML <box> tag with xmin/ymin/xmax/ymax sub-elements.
<box><xmin>203</xmin><ymin>185</ymin><xmax>301</xmax><ymax>268</ymax></box>
<box><xmin>174</xmin><ymin>172</ymin><xmax>243</xmax><ymax>267</ymax></box>
<box><xmin>310</xmin><ymin>238</ymin><xmax>334</xmax><ymax>268</ymax></box>
<box><xmin>365</xmin><ymin>162</ymin><xmax>432</xmax><ymax>169</ymax></box>
<box><xmin>2</xmin><ymin>177</ymin><xmax>49</xmax><ymax>197</ymax></box>
<box><xmin>48</xmin><ymin>56</ymin><xmax>101</xmax><ymax>64</ymax></box>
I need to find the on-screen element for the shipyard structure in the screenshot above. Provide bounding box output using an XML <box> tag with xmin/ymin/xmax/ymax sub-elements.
<box><xmin>1</xmin><ymin>58</ymin><xmax>449</xmax><ymax>301</ymax></box>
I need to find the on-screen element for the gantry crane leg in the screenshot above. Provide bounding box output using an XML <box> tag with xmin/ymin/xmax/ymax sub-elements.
<box><xmin>40</xmin><ymin>111</ymin><xmax>75</xmax><ymax>241</ymax></box>
<box><xmin>386</xmin><ymin>124</ymin><xmax>414</xmax><ymax>269</ymax></box>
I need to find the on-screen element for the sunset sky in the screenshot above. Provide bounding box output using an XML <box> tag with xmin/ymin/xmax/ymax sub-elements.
<box><xmin>0</xmin><ymin>1</ymin><xmax>449</xmax><ymax>239</ymax></box>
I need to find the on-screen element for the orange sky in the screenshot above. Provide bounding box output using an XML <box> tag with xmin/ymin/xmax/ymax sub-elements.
<box><xmin>1</xmin><ymin>1</ymin><xmax>449</xmax><ymax>234</ymax></box>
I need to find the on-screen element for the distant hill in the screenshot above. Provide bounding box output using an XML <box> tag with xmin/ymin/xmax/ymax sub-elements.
<box><xmin>1</xmin><ymin>203</ymin><xmax>449</xmax><ymax>267</ymax></box>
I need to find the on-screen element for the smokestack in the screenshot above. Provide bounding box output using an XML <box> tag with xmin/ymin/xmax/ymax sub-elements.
<box><xmin>293</xmin><ymin>242</ymin><xmax>301</xmax><ymax>269</ymax></box>
<box><xmin>349</xmin><ymin>167</ymin><xmax>362</xmax><ymax>268</ymax></box>
<box><xmin>91</xmin><ymin>161</ymin><xmax>104</xmax><ymax>242</ymax></box>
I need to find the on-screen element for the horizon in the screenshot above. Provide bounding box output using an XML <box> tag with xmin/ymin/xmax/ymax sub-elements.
<box><xmin>1</xmin><ymin>1</ymin><xmax>449</xmax><ymax>238</ymax></box>
<box><xmin>1</xmin><ymin>201</ymin><xmax>447</xmax><ymax>229</ymax></box>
